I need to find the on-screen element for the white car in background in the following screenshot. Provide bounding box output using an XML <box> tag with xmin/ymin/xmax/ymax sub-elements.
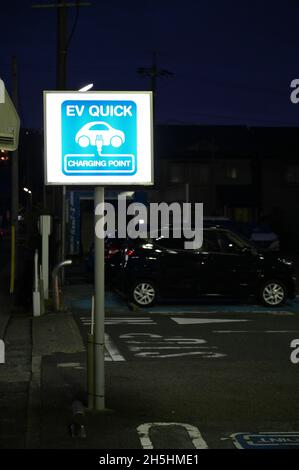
<box><xmin>75</xmin><ymin>121</ymin><xmax>125</xmax><ymax>148</ymax></box>
<box><xmin>204</xmin><ymin>217</ymin><xmax>280</xmax><ymax>251</ymax></box>
<box><xmin>249</xmin><ymin>224</ymin><xmax>280</xmax><ymax>251</ymax></box>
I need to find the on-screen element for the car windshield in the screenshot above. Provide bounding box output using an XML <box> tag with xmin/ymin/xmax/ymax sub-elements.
<box><xmin>220</xmin><ymin>229</ymin><xmax>257</xmax><ymax>252</ymax></box>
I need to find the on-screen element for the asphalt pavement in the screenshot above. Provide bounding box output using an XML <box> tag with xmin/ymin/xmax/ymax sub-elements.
<box><xmin>0</xmin><ymin>239</ymin><xmax>11</xmax><ymax>338</ymax></box>
<box><xmin>2</xmin><ymin>274</ymin><xmax>299</xmax><ymax>449</ymax></box>
<box><xmin>31</xmin><ymin>285</ymin><xmax>299</xmax><ymax>449</ymax></box>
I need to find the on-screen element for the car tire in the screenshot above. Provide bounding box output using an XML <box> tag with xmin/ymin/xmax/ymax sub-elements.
<box><xmin>110</xmin><ymin>135</ymin><xmax>123</xmax><ymax>148</ymax></box>
<box><xmin>78</xmin><ymin>135</ymin><xmax>90</xmax><ymax>147</ymax></box>
<box><xmin>130</xmin><ymin>280</ymin><xmax>157</xmax><ymax>308</ymax></box>
<box><xmin>259</xmin><ymin>280</ymin><xmax>287</xmax><ymax>307</ymax></box>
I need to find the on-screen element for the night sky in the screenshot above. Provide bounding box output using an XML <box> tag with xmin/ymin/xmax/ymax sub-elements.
<box><xmin>1</xmin><ymin>0</ymin><xmax>299</xmax><ymax>129</ymax></box>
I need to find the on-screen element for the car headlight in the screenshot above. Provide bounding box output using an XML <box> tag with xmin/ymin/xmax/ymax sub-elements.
<box><xmin>278</xmin><ymin>257</ymin><xmax>293</xmax><ymax>267</ymax></box>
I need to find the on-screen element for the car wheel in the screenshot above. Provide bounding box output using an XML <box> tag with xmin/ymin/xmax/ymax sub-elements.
<box><xmin>78</xmin><ymin>135</ymin><xmax>90</xmax><ymax>147</ymax></box>
<box><xmin>110</xmin><ymin>135</ymin><xmax>123</xmax><ymax>148</ymax></box>
<box><xmin>130</xmin><ymin>281</ymin><xmax>157</xmax><ymax>308</ymax></box>
<box><xmin>259</xmin><ymin>280</ymin><xmax>287</xmax><ymax>307</ymax></box>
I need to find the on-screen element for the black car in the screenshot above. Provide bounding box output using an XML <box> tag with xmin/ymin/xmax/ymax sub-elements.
<box><xmin>116</xmin><ymin>228</ymin><xmax>296</xmax><ymax>308</ymax></box>
<box><xmin>86</xmin><ymin>235</ymin><xmax>125</xmax><ymax>283</ymax></box>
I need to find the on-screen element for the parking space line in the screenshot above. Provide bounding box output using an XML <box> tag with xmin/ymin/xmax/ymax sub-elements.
<box><xmin>105</xmin><ymin>334</ymin><xmax>125</xmax><ymax>361</ymax></box>
<box><xmin>80</xmin><ymin>316</ymin><xmax>156</xmax><ymax>326</ymax></box>
<box><xmin>172</xmin><ymin>318</ymin><xmax>249</xmax><ymax>325</ymax></box>
<box><xmin>214</xmin><ymin>330</ymin><xmax>299</xmax><ymax>334</ymax></box>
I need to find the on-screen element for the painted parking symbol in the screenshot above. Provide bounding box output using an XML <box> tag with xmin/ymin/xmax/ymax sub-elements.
<box><xmin>119</xmin><ymin>333</ymin><xmax>226</xmax><ymax>359</ymax></box>
<box><xmin>61</xmin><ymin>100</ymin><xmax>137</xmax><ymax>176</ymax></box>
<box><xmin>231</xmin><ymin>432</ymin><xmax>299</xmax><ymax>449</ymax></box>
<box><xmin>137</xmin><ymin>422</ymin><xmax>208</xmax><ymax>449</ymax></box>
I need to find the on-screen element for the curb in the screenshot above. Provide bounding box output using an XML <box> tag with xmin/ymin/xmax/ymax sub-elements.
<box><xmin>26</xmin><ymin>353</ymin><xmax>42</xmax><ymax>449</ymax></box>
<box><xmin>0</xmin><ymin>295</ymin><xmax>12</xmax><ymax>340</ymax></box>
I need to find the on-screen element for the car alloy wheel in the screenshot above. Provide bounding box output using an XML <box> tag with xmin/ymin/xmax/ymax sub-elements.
<box><xmin>132</xmin><ymin>282</ymin><xmax>156</xmax><ymax>307</ymax></box>
<box><xmin>261</xmin><ymin>281</ymin><xmax>286</xmax><ymax>307</ymax></box>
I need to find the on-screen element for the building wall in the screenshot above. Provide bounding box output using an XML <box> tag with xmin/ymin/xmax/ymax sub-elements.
<box><xmin>153</xmin><ymin>157</ymin><xmax>254</xmax><ymax>215</ymax></box>
<box><xmin>261</xmin><ymin>159</ymin><xmax>299</xmax><ymax>246</ymax></box>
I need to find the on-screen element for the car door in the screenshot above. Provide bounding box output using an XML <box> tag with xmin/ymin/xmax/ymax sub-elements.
<box><xmin>190</xmin><ymin>229</ymin><xmax>259</xmax><ymax>297</ymax></box>
<box><xmin>191</xmin><ymin>229</ymin><xmax>225</xmax><ymax>296</ymax></box>
<box><xmin>212</xmin><ymin>230</ymin><xmax>259</xmax><ymax>297</ymax></box>
<box><xmin>152</xmin><ymin>236</ymin><xmax>200</xmax><ymax>298</ymax></box>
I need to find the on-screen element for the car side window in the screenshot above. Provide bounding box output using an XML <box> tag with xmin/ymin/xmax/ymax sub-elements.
<box><xmin>219</xmin><ymin>231</ymin><xmax>249</xmax><ymax>254</ymax></box>
<box><xmin>200</xmin><ymin>231</ymin><xmax>221</xmax><ymax>252</ymax></box>
<box><xmin>154</xmin><ymin>236</ymin><xmax>185</xmax><ymax>251</ymax></box>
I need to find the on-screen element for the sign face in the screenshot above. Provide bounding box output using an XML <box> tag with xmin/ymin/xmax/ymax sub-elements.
<box><xmin>0</xmin><ymin>79</ymin><xmax>4</xmax><ymax>104</ymax></box>
<box><xmin>231</xmin><ymin>432</ymin><xmax>299</xmax><ymax>449</ymax></box>
<box><xmin>0</xmin><ymin>339</ymin><xmax>4</xmax><ymax>364</ymax></box>
<box><xmin>0</xmin><ymin>80</ymin><xmax>20</xmax><ymax>151</ymax></box>
<box><xmin>44</xmin><ymin>91</ymin><xmax>153</xmax><ymax>185</ymax></box>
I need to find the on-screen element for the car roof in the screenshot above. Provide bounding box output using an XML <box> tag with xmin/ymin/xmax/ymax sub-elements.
<box><xmin>137</xmin><ymin>226</ymin><xmax>228</xmax><ymax>239</ymax></box>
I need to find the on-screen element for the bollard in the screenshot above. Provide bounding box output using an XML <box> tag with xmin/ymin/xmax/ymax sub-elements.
<box><xmin>33</xmin><ymin>249</ymin><xmax>41</xmax><ymax>317</ymax></box>
<box><xmin>87</xmin><ymin>295</ymin><xmax>95</xmax><ymax>409</ymax></box>
<box><xmin>87</xmin><ymin>333</ymin><xmax>94</xmax><ymax>409</ymax></box>
<box><xmin>70</xmin><ymin>400</ymin><xmax>86</xmax><ymax>438</ymax></box>
<box><xmin>51</xmin><ymin>259</ymin><xmax>72</xmax><ymax>311</ymax></box>
<box><xmin>39</xmin><ymin>265</ymin><xmax>45</xmax><ymax>315</ymax></box>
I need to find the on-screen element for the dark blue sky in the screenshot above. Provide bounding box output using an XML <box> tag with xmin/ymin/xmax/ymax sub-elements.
<box><xmin>1</xmin><ymin>0</ymin><xmax>299</xmax><ymax>129</ymax></box>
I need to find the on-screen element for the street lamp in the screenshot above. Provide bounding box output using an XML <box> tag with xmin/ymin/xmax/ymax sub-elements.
<box><xmin>23</xmin><ymin>187</ymin><xmax>32</xmax><ymax>209</ymax></box>
<box><xmin>79</xmin><ymin>83</ymin><xmax>94</xmax><ymax>92</ymax></box>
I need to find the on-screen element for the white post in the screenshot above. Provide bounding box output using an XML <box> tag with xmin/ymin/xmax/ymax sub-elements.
<box><xmin>39</xmin><ymin>215</ymin><xmax>52</xmax><ymax>300</ymax></box>
<box><xmin>33</xmin><ymin>249</ymin><xmax>41</xmax><ymax>317</ymax></box>
<box><xmin>94</xmin><ymin>187</ymin><xmax>105</xmax><ymax>410</ymax></box>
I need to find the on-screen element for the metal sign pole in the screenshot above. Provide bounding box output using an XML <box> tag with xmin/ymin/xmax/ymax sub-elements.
<box><xmin>94</xmin><ymin>186</ymin><xmax>105</xmax><ymax>410</ymax></box>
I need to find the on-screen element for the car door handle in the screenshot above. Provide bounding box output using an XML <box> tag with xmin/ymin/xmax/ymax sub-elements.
<box><xmin>196</xmin><ymin>252</ymin><xmax>211</xmax><ymax>263</ymax></box>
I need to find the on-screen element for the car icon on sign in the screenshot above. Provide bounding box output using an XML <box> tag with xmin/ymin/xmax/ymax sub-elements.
<box><xmin>75</xmin><ymin>121</ymin><xmax>125</xmax><ymax>148</ymax></box>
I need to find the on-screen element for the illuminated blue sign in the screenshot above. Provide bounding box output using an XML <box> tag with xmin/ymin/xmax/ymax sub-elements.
<box><xmin>61</xmin><ymin>100</ymin><xmax>137</xmax><ymax>176</ymax></box>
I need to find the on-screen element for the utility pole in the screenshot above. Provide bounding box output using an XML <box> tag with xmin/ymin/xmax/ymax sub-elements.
<box><xmin>10</xmin><ymin>56</ymin><xmax>19</xmax><ymax>295</ymax></box>
<box><xmin>138</xmin><ymin>51</ymin><xmax>173</xmax><ymax>120</ymax></box>
<box><xmin>138</xmin><ymin>51</ymin><xmax>173</xmax><ymax>96</ymax></box>
<box><xmin>138</xmin><ymin>52</ymin><xmax>173</xmax><ymax>187</ymax></box>
<box><xmin>56</xmin><ymin>0</ymin><xmax>68</xmax><ymax>90</ymax></box>
<box><xmin>32</xmin><ymin>1</ymin><xmax>91</xmax><ymax>280</ymax></box>
<box><xmin>57</xmin><ymin>0</ymin><xmax>68</xmax><ymax>282</ymax></box>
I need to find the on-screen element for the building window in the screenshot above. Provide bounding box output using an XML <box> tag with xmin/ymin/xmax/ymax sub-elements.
<box><xmin>226</xmin><ymin>166</ymin><xmax>238</xmax><ymax>180</ymax></box>
<box><xmin>170</xmin><ymin>163</ymin><xmax>184</xmax><ymax>184</ymax></box>
<box><xmin>197</xmin><ymin>164</ymin><xmax>209</xmax><ymax>185</ymax></box>
<box><xmin>285</xmin><ymin>165</ymin><xmax>299</xmax><ymax>184</ymax></box>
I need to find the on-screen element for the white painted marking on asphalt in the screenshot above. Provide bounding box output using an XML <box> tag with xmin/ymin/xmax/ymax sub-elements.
<box><xmin>136</xmin><ymin>351</ymin><xmax>226</xmax><ymax>358</ymax></box>
<box><xmin>214</xmin><ymin>330</ymin><xmax>299</xmax><ymax>334</ymax></box>
<box><xmin>137</xmin><ymin>422</ymin><xmax>208</xmax><ymax>449</ymax></box>
<box><xmin>149</xmin><ymin>310</ymin><xmax>224</xmax><ymax>315</ymax></box>
<box><xmin>130</xmin><ymin>346</ymin><xmax>217</xmax><ymax>350</ymax></box>
<box><xmin>119</xmin><ymin>333</ymin><xmax>226</xmax><ymax>359</ymax></box>
<box><xmin>120</xmin><ymin>335</ymin><xmax>207</xmax><ymax>345</ymax></box>
<box><xmin>105</xmin><ymin>334</ymin><xmax>125</xmax><ymax>361</ymax></box>
<box><xmin>80</xmin><ymin>316</ymin><xmax>156</xmax><ymax>325</ymax></box>
<box><xmin>172</xmin><ymin>318</ymin><xmax>250</xmax><ymax>325</ymax></box>
<box><xmin>57</xmin><ymin>362</ymin><xmax>81</xmax><ymax>368</ymax></box>
<box><xmin>265</xmin><ymin>311</ymin><xmax>295</xmax><ymax>316</ymax></box>
<box><xmin>149</xmin><ymin>309</ymin><xmax>295</xmax><ymax>315</ymax></box>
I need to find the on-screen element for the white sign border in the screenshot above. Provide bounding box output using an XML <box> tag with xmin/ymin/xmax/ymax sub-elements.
<box><xmin>43</xmin><ymin>90</ymin><xmax>154</xmax><ymax>186</ymax></box>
